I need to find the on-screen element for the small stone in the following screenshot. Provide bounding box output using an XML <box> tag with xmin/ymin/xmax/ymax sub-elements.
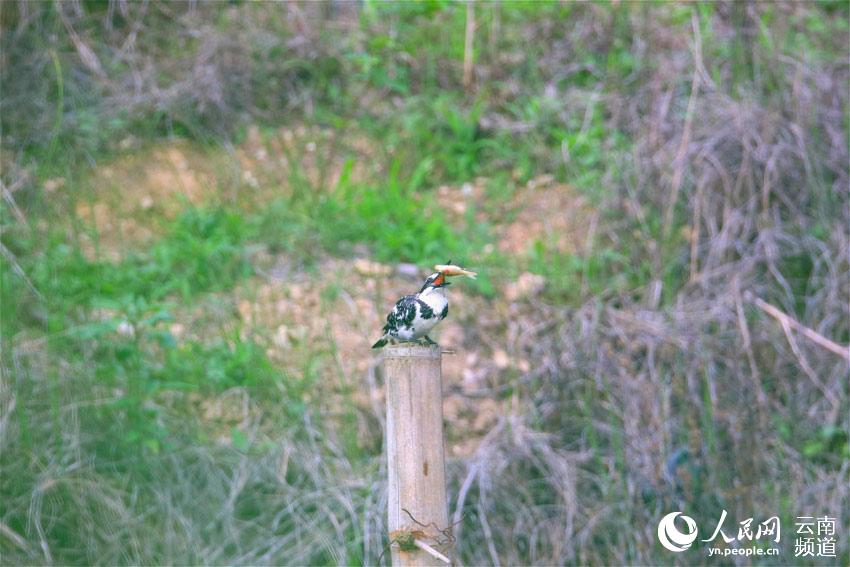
<box><xmin>167</xmin><ymin>148</ymin><xmax>189</xmax><ymax>171</ymax></box>
<box><xmin>116</xmin><ymin>321</ymin><xmax>135</xmax><ymax>338</ymax></box>
<box><xmin>246</xmin><ymin>125</ymin><xmax>262</xmax><ymax>147</ymax></box>
<box><xmin>273</xmin><ymin>325</ymin><xmax>290</xmax><ymax>348</ymax></box>
<box><xmin>118</xmin><ymin>136</ymin><xmax>137</xmax><ymax>150</ymax></box>
<box><xmin>353</xmin><ymin>259</ymin><xmax>392</xmax><ymax>278</ymax></box>
<box><xmin>237</xmin><ymin>300</ymin><xmax>253</xmax><ymax>323</ymax></box>
<box><xmin>242</xmin><ymin>170</ymin><xmax>259</xmax><ymax>188</ymax></box>
<box><xmin>396</xmin><ymin>263</ymin><xmax>420</xmax><ymax>278</ymax></box>
<box><xmin>289</xmin><ymin>285</ymin><xmax>303</xmax><ymax>301</ymax></box>
<box><xmin>527</xmin><ymin>174</ymin><xmax>555</xmax><ymax>190</ymax></box>
<box><xmin>43</xmin><ymin>177</ymin><xmax>65</xmax><ymax>192</ymax></box>
<box><xmin>493</xmin><ymin>349</ymin><xmax>510</xmax><ymax>369</ymax></box>
<box><xmin>275</xmin><ymin>300</ymin><xmax>288</xmax><ymax>315</ymax></box>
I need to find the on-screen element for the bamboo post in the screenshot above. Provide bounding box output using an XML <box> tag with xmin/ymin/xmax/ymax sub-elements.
<box><xmin>384</xmin><ymin>344</ymin><xmax>451</xmax><ymax>566</ymax></box>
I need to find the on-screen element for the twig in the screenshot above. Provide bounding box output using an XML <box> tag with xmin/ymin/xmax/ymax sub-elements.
<box><xmin>462</xmin><ymin>1</ymin><xmax>476</xmax><ymax>90</ymax></box>
<box><xmin>474</xmin><ymin>479</ymin><xmax>501</xmax><ymax>567</ymax></box>
<box><xmin>745</xmin><ymin>291</ymin><xmax>850</xmax><ymax>363</ymax></box>
<box><xmin>775</xmin><ymin>309</ymin><xmax>833</xmax><ymax>403</ymax></box>
<box><xmin>1</xmin><ymin>175</ymin><xmax>29</xmax><ymax>225</ymax></box>
<box><xmin>734</xmin><ymin>279</ymin><xmax>767</xmax><ymax>407</ymax></box>
<box><xmin>0</xmin><ymin>241</ymin><xmax>42</xmax><ymax>300</ymax></box>
<box><xmin>688</xmin><ymin>175</ymin><xmax>704</xmax><ymax>283</ymax></box>
<box><xmin>376</xmin><ymin>537</ymin><xmax>392</xmax><ymax>566</ymax></box>
<box><xmin>55</xmin><ymin>2</ymin><xmax>107</xmax><ymax>79</ymax></box>
<box><xmin>451</xmin><ymin>461</ymin><xmax>478</xmax><ymax>552</ymax></box>
<box><xmin>581</xmin><ymin>210</ymin><xmax>599</xmax><ymax>298</ymax></box>
<box><xmin>663</xmin><ymin>10</ymin><xmax>702</xmax><ymax>237</ymax></box>
<box><xmin>401</xmin><ymin>507</ymin><xmax>462</xmax><ymax>546</ymax></box>
<box><xmin>0</xmin><ymin>395</ymin><xmax>17</xmax><ymax>450</ymax></box>
<box><xmin>414</xmin><ymin>539</ymin><xmax>451</xmax><ymax>564</ymax></box>
<box><xmin>0</xmin><ymin>521</ymin><xmax>28</xmax><ymax>552</ymax></box>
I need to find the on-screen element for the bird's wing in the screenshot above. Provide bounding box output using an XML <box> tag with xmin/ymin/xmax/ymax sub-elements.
<box><xmin>383</xmin><ymin>294</ymin><xmax>417</xmax><ymax>333</ymax></box>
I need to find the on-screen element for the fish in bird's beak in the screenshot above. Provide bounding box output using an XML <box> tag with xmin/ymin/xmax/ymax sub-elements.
<box><xmin>434</xmin><ymin>261</ymin><xmax>477</xmax><ymax>280</ymax></box>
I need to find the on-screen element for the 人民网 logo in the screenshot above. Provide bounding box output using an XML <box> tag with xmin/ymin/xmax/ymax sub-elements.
<box><xmin>657</xmin><ymin>512</ymin><xmax>699</xmax><ymax>552</ymax></box>
<box><xmin>656</xmin><ymin>510</ymin><xmax>786</xmax><ymax>557</ymax></box>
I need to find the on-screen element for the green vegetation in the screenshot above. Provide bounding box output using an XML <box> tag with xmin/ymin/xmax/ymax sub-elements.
<box><xmin>2</xmin><ymin>1</ymin><xmax>848</xmax><ymax>565</ymax></box>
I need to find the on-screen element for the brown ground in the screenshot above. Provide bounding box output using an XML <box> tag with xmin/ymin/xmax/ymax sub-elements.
<box><xmin>73</xmin><ymin>124</ymin><xmax>376</xmax><ymax>260</ymax></box>
<box><xmin>498</xmin><ymin>174</ymin><xmax>591</xmax><ymax>255</ymax></box>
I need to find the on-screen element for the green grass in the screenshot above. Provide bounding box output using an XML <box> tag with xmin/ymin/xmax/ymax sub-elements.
<box><xmin>19</xmin><ymin>208</ymin><xmax>253</xmax><ymax>312</ymax></box>
<box><xmin>1</xmin><ymin>133</ymin><xmax>499</xmax><ymax>466</ymax></box>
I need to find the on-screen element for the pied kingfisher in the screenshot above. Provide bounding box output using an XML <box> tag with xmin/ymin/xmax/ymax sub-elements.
<box><xmin>371</xmin><ymin>271</ymin><xmax>450</xmax><ymax>348</ymax></box>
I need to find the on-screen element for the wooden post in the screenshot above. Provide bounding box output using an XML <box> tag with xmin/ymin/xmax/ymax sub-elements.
<box><xmin>384</xmin><ymin>344</ymin><xmax>451</xmax><ymax>566</ymax></box>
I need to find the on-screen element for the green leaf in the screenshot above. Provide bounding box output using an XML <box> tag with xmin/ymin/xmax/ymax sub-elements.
<box><xmin>231</xmin><ymin>427</ymin><xmax>250</xmax><ymax>452</ymax></box>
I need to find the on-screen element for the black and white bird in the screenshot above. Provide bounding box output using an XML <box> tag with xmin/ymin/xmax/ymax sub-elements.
<box><xmin>371</xmin><ymin>271</ymin><xmax>451</xmax><ymax>348</ymax></box>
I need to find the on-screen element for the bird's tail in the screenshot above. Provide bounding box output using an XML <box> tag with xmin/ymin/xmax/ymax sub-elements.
<box><xmin>371</xmin><ymin>336</ymin><xmax>388</xmax><ymax>349</ymax></box>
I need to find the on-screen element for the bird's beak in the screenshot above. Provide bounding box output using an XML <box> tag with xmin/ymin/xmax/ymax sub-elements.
<box><xmin>434</xmin><ymin>273</ymin><xmax>450</xmax><ymax>287</ymax></box>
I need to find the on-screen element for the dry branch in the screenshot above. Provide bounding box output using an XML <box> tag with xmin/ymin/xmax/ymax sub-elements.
<box><xmin>745</xmin><ymin>291</ymin><xmax>850</xmax><ymax>363</ymax></box>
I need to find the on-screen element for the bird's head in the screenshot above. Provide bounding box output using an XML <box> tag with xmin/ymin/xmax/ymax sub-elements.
<box><xmin>420</xmin><ymin>271</ymin><xmax>450</xmax><ymax>293</ymax></box>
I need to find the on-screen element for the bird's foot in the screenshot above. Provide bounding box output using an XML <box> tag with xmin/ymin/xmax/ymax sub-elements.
<box><xmin>422</xmin><ymin>336</ymin><xmax>437</xmax><ymax>346</ymax></box>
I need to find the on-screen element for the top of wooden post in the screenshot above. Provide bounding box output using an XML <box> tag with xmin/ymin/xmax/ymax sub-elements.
<box><xmin>382</xmin><ymin>344</ymin><xmax>441</xmax><ymax>359</ymax></box>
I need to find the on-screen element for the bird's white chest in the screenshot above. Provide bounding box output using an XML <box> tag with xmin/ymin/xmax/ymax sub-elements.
<box><xmin>419</xmin><ymin>291</ymin><xmax>448</xmax><ymax>317</ymax></box>
<box><xmin>401</xmin><ymin>290</ymin><xmax>448</xmax><ymax>340</ymax></box>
